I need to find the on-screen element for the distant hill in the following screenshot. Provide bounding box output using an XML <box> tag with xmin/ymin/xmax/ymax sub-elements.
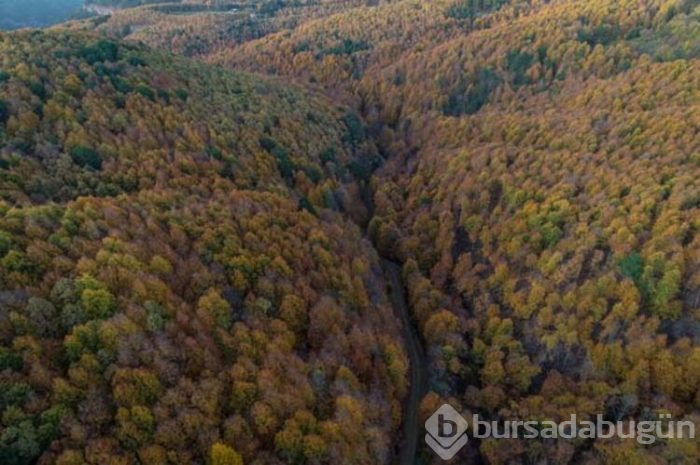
<box><xmin>0</xmin><ymin>0</ymin><xmax>84</xmax><ymax>30</ymax></box>
<box><xmin>85</xmin><ymin>0</ymin><xmax>168</xmax><ymax>7</ymax></box>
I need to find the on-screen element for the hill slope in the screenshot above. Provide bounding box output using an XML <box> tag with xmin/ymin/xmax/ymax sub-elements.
<box><xmin>0</xmin><ymin>30</ymin><xmax>405</xmax><ymax>465</ymax></box>
<box><xmin>210</xmin><ymin>0</ymin><xmax>700</xmax><ymax>463</ymax></box>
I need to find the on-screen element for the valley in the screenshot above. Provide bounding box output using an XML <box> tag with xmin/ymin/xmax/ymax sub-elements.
<box><xmin>0</xmin><ymin>1</ymin><xmax>698</xmax><ymax>464</ymax></box>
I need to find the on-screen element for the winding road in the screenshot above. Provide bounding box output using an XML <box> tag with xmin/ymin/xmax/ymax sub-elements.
<box><xmin>382</xmin><ymin>259</ymin><xmax>429</xmax><ymax>465</ymax></box>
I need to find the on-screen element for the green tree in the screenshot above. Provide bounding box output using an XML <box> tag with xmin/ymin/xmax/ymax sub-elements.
<box><xmin>197</xmin><ymin>289</ymin><xmax>232</xmax><ymax>330</ymax></box>
<box><xmin>70</xmin><ymin>146</ymin><xmax>103</xmax><ymax>170</ymax></box>
<box><xmin>0</xmin><ymin>99</ymin><xmax>9</xmax><ymax>124</ymax></box>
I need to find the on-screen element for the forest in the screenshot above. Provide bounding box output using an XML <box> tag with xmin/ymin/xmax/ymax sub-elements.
<box><xmin>0</xmin><ymin>30</ymin><xmax>404</xmax><ymax>465</ymax></box>
<box><xmin>1</xmin><ymin>0</ymin><xmax>699</xmax><ymax>464</ymax></box>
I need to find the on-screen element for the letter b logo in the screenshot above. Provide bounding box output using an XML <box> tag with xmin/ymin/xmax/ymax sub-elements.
<box><xmin>425</xmin><ymin>405</ymin><xmax>468</xmax><ymax>460</ymax></box>
<box><xmin>439</xmin><ymin>414</ymin><xmax>458</xmax><ymax>438</ymax></box>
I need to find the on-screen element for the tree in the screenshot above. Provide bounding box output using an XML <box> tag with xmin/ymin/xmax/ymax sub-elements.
<box><xmin>116</xmin><ymin>406</ymin><xmax>155</xmax><ymax>450</ymax></box>
<box><xmin>0</xmin><ymin>99</ymin><xmax>9</xmax><ymax>124</ymax></box>
<box><xmin>424</xmin><ymin>310</ymin><xmax>459</xmax><ymax>345</ymax></box>
<box><xmin>279</xmin><ymin>294</ymin><xmax>307</xmax><ymax>334</ymax></box>
<box><xmin>55</xmin><ymin>450</ymin><xmax>85</xmax><ymax>465</ymax></box>
<box><xmin>70</xmin><ymin>146</ymin><xmax>103</xmax><ymax>171</ymax></box>
<box><xmin>25</xmin><ymin>298</ymin><xmax>57</xmax><ymax>337</ymax></box>
<box><xmin>651</xmin><ymin>351</ymin><xmax>678</xmax><ymax>398</ymax></box>
<box><xmin>80</xmin><ymin>288</ymin><xmax>116</xmax><ymax>320</ymax></box>
<box><xmin>210</xmin><ymin>443</ymin><xmax>243</xmax><ymax>465</ymax></box>
<box><xmin>197</xmin><ymin>289</ymin><xmax>232</xmax><ymax>330</ymax></box>
<box><xmin>112</xmin><ymin>369</ymin><xmax>163</xmax><ymax>408</ymax></box>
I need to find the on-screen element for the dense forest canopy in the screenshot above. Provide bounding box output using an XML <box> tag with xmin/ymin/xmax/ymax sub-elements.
<box><xmin>0</xmin><ymin>0</ymin><xmax>699</xmax><ymax>464</ymax></box>
<box><xmin>212</xmin><ymin>1</ymin><xmax>700</xmax><ymax>463</ymax></box>
<box><xmin>0</xmin><ymin>30</ymin><xmax>403</xmax><ymax>464</ymax></box>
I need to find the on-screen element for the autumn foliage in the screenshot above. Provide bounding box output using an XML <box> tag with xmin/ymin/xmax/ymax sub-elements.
<box><xmin>1</xmin><ymin>0</ymin><xmax>699</xmax><ymax>463</ymax></box>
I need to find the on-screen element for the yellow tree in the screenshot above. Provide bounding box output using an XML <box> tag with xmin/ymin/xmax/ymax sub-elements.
<box><xmin>210</xmin><ymin>443</ymin><xmax>243</xmax><ymax>465</ymax></box>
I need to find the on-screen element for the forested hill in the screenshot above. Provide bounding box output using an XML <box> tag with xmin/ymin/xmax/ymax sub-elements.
<box><xmin>212</xmin><ymin>1</ymin><xmax>700</xmax><ymax>463</ymax></box>
<box><xmin>71</xmin><ymin>0</ymin><xmax>700</xmax><ymax>463</ymax></box>
<box><xmin>0</xmin><ymin>31</ymin><xmax>405</xmax><ymax>465</ymax></box>
<box><xmin>1</xmin><ymin>0</ymin><xmax>699</xmax><ymax>464</ymax></box>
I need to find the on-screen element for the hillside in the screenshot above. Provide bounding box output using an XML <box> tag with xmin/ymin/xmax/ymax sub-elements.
<box><xmin>66</xmin><ymin>0</ymin><xmax>371</xmax><ymax>58</ymax></box>
<box><xmin>211</xmin><ymin>0</ymin><xmax>700</xmax><ymax>463</ymax></box>
<box><xmin>0</xmin><ymin>30</ymin><xmax>405</xmax><ymax>465</ymax></box>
